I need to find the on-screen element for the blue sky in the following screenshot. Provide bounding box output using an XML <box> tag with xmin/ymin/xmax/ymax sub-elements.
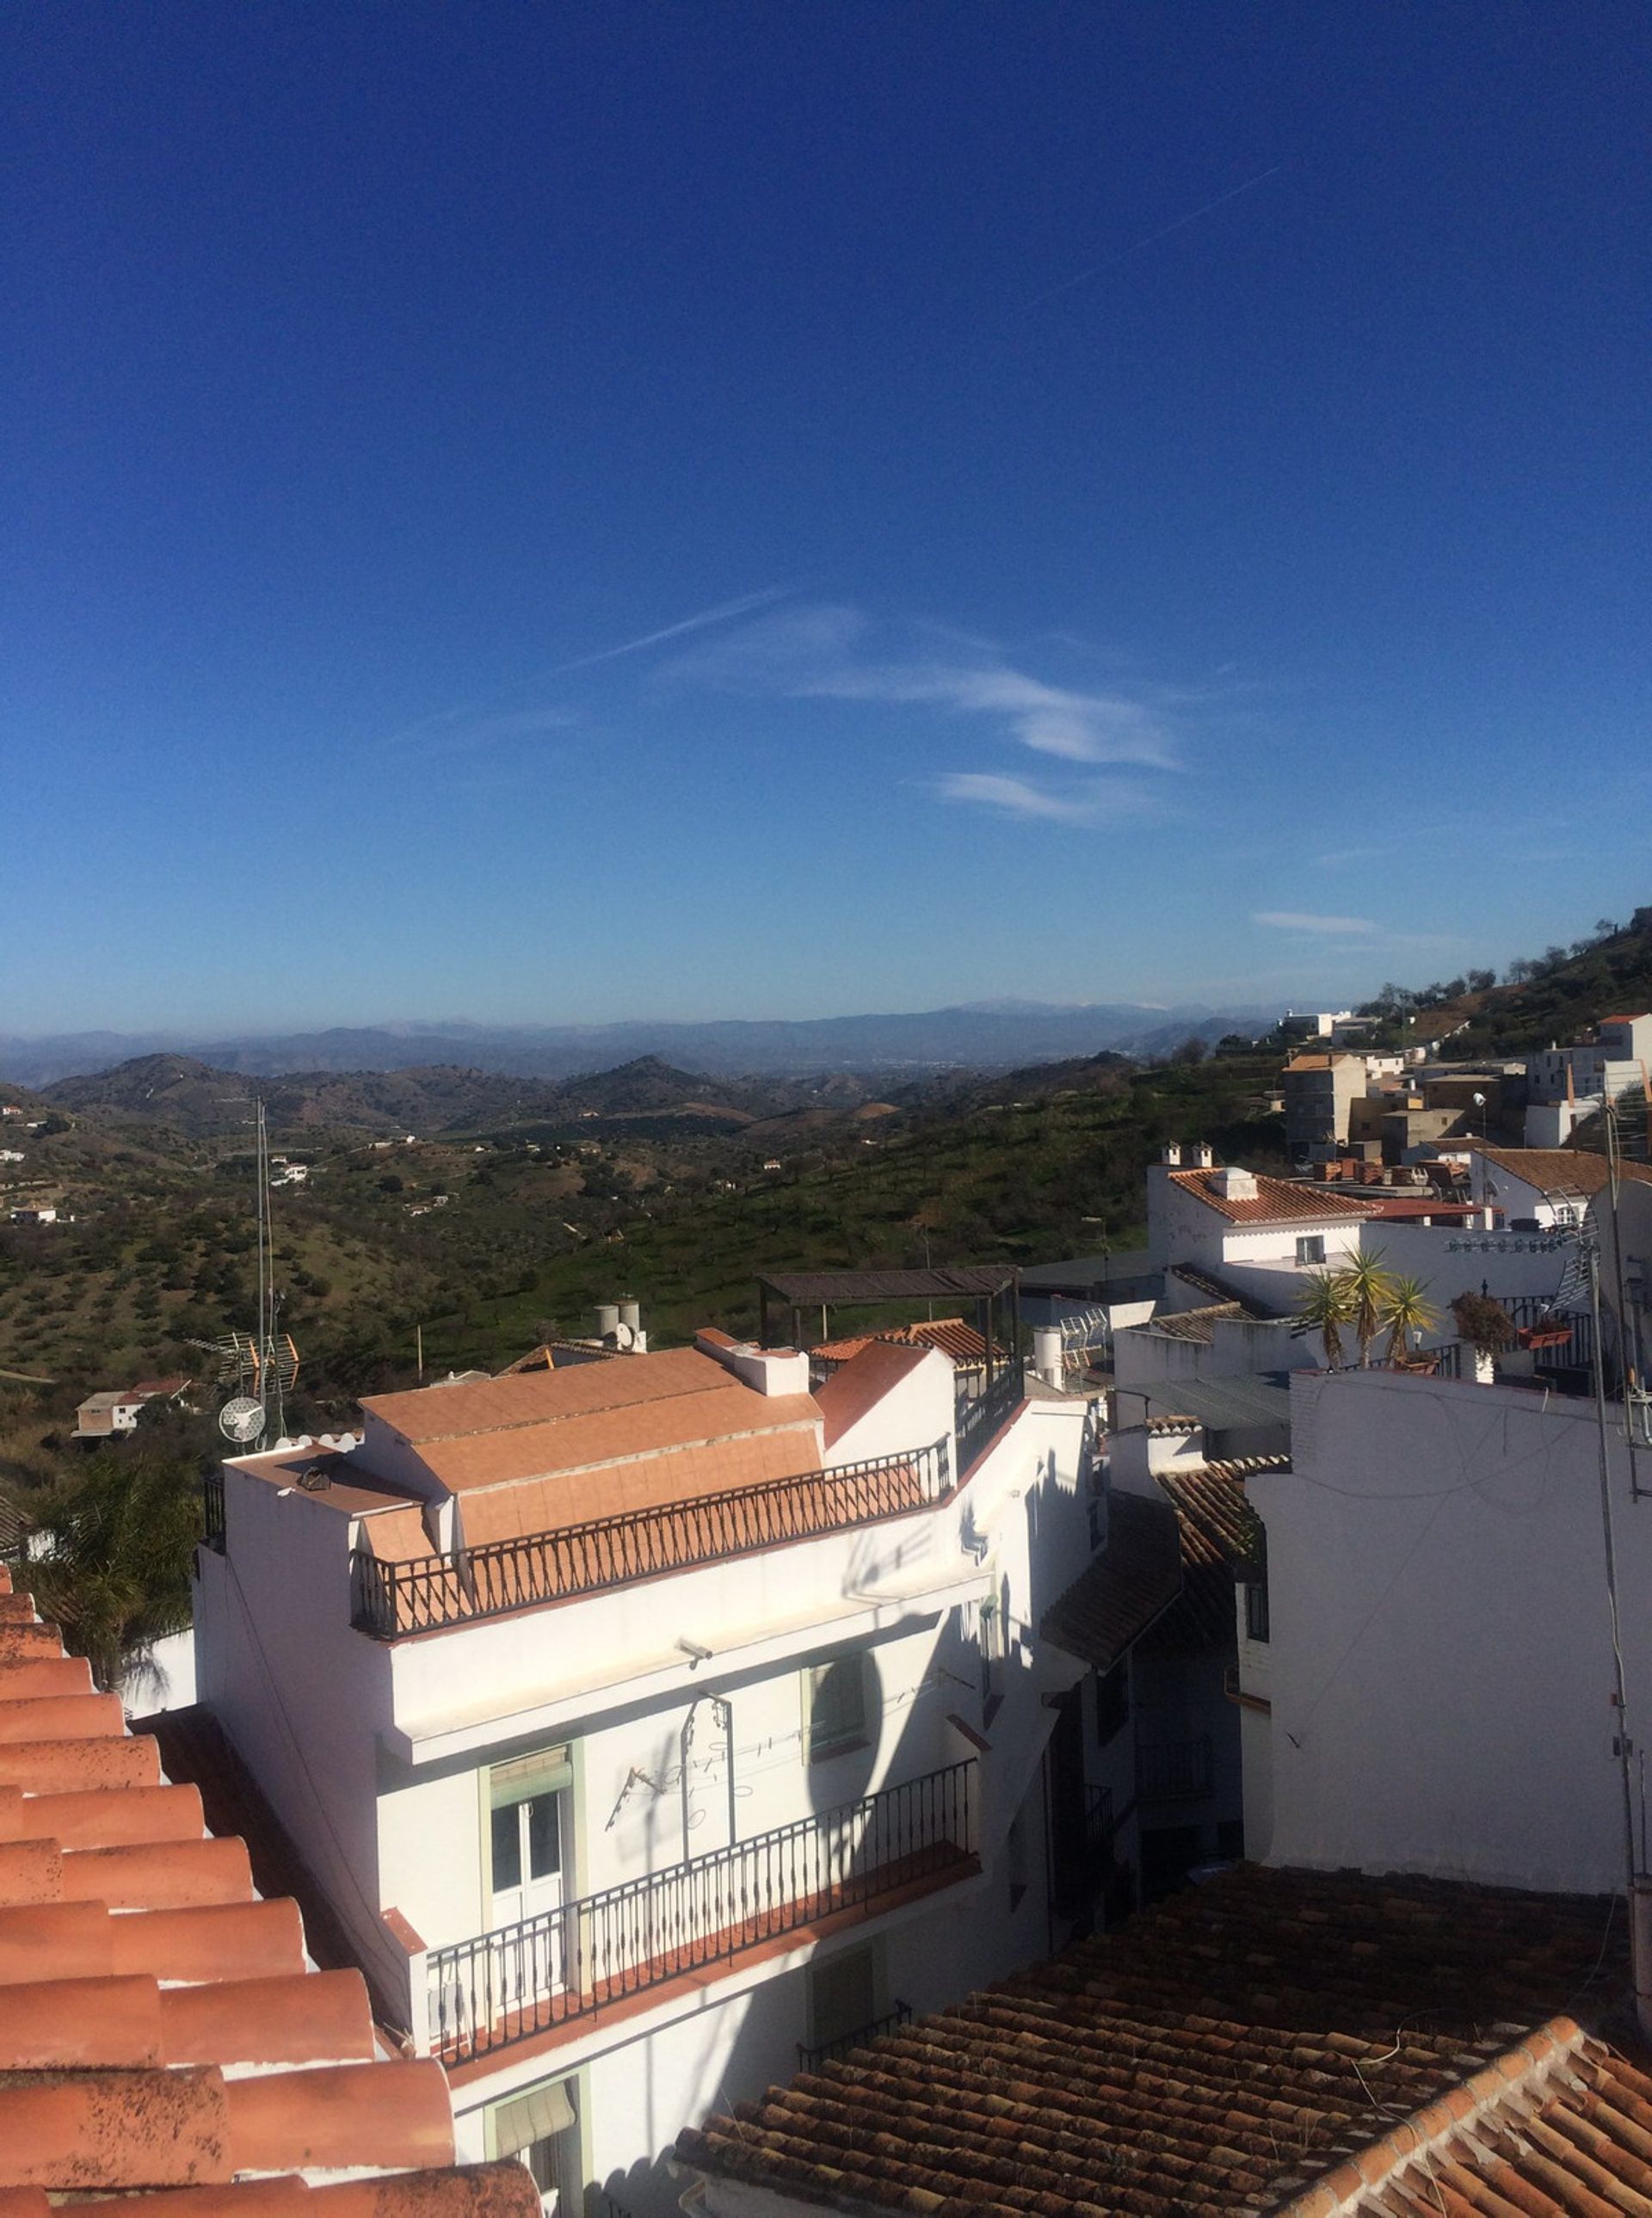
<box><xmin>3</xmin><ymin>3</ymin><xmax>1649</xmax><ymax>1033</ymax></box>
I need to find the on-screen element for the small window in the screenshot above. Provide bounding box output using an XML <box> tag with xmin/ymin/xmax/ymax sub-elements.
<box><xmin>1007</xmin><ymin>1806</ymin><xmax>1029</xmax><ymax>1911</ymax></box>
<box><xmin>978</xmin><ymin>1595</ymin><xmax>1003</xmax><ymax>1701</ymax></box>
<box><xmin>487</xmin><ymin>2074</ymin><xmax>580</xmax><ymax>2211</ymax></box>
<box><xmin>1244</xmin><ymin>1581</ymin><xmax>1270</xmax><ymax>1643</ymax></box>
<box><xmin>1094</xmin><ymin>1660</ymin><xmax>1130</xmax><ymax>1746</ymax></box>
<box><xmin>805</xmin><ymin>1653</ymin><xmax>868</xmax><ymax>1764</ymax></box>
<box><xmin>810</xmin><ymin>1944</ymin><xmax>878</xmax><ymax>2051</ymax></box>
<box><xmin>1296</xmin><ymin>1235</ymin><xmax>1326</xmax><ymax>1265</ymax></box>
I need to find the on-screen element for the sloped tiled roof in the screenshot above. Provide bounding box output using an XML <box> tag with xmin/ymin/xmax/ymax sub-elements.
<box><xmin>1142</xmin><ymin>1301</ymin><xmax>1243</xmax><ymax>1345</ymax></box>
<box><xmin>0</xmin><ymin>1562</ymin><xmax>538</xmax><ymax>2215</ymax></box>
<box><xmin>812</xmin><ymin>1318</ymin><xmax>996</xmax><ymax>1369</ymax></box>
<box><xmin>677</xmin><ymin>1863</ymin><xmax>1628</xmax><ymax>2218</ymax></box>
<box><xmin>361</xmin><ymin>1347</ymin><xmax>823</xmax><ymax>1499</ymax></box>
<box><xmin>1282</xmin><ymin>2021</ymin><xmax>1652</xmax><ymax>2218</ymax></box>
<box><xmin>1474</xmin><ymin>1145</ymin><xmax>1652</xmax><ymax>1199</ymax></box>
<box><xmin>1039</xmin><ymin>1489</ymin><xmax>1182</xmax><ymax>1670</ymax></box>
<box><xmin>1166</xmin><ymin>1262</ymin><xmax>1285</xmax><ymax>1317</ymax></box>
<box><xmin>1168</xmin><ymin>1168</ymin><xmax>1377</xmax><ymax>1223</ymax></box>
<box><xmin>1150</xmin><ymin>1457</ymin><xmax>1282</xmax><ymax>1649</ymax></box>
<box><xmin>363</xmin><ymin>1345</ymin><xmax>737</xmax><ymax>1443</ymax></box>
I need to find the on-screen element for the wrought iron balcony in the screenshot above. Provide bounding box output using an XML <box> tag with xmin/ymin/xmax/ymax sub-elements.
<box><xmin>1137</xmin><ymin>1734</ymin><xmax>1215</xmax><ymax>1804</ymax></box>
<box><xmin>797</xmin><ymin>1999</ymin><xmax>913</xmax><ymax>2071</ymax></box>
<box><xmin>200</xmin><ymin>1470</ymin><xmax>225</xmax><ymax>1554</ymax></box>
<box><xmin>953</xmin><ymin>1365</ymin><xmax>1024</xmax><ymax>1474</ymax></box>
<box><xmin>352</xmin><ymin>1440</ymin><xmax>952</xmax><ymax>1638</ymax></box>
<box><xmin>424</xmin><ymin>1760</ymin><xmax>976</xmax><ymax>2063</ymax></box>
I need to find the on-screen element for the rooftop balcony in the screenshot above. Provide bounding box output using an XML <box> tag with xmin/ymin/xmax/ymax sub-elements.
<box><xmin>420</xmin><ymin>1759</ymin><xmax>977</xmax><ymax>2066</ymax></box>
<box><xmin>351</xmin><ymin>1439</ymin><xmax>955</xmax><ymax>1639</ymax></box>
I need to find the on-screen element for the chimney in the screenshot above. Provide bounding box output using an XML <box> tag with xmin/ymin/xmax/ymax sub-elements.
<box><xmin>1161</xmin><ymin>1143</ymin><xmax>1182</xmax><ymax>1167</ymax></box>
<box><xmin>695</xmin><ymin>1329</ymin><xmax>811</xmax><ymax>1397</ymax></box>
<box><xmin>1191</xmin><ymin>1142</ymin><xmax>1215</xmax><ymax>1169</ymax></box>
<box><xmin>1211</xmin><ymin>1166</ymin><xmax>1259</xmax><ymax>1201</ymax></box>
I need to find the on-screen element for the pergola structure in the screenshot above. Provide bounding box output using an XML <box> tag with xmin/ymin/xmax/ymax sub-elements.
<box><xmin>755</xmin><ymin>1266</ymin><xmax>1022</xmax><ymax>1389</ymax></box>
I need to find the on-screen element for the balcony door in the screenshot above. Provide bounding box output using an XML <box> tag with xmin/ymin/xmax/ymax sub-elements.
<box><xmin>488</xmin><ymin>1747</ymin><xmax>573</xmax><ymax>2009</ymax></box>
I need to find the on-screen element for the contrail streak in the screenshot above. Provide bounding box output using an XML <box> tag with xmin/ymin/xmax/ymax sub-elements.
<box><xmin>550</xmin><ymin>586</ymin><xmax>792</xmax><ymax>675</ymax></box>
<box><xmin>1020</xmin><ymin>164</ymin><xmax>1284</xmax><ymax>311</ymax></box>
<box><xmin>379</xmin><ymin>585</ymin><xmax>792</xmax><ymax>746</ymax></box>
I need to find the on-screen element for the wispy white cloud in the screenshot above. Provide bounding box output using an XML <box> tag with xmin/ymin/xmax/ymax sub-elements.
<box><xmin>670</xmin><ymin>603</ymin><xmax>1186</xmax><ymax>770</ymax></box>
<box><xmin>934</xmin><ymin>773</ymin><xmax>1137</xmax><ymax>824</ymax></box>
<box><xmin>416</xmin><ymin>707</ymin><xmax>582</xmax><ymax>757</ymax></box>
<box><xmin>1254</xmin><ymin>910</ymin><xmax>1378</xmax><ymax>934</ymax></box>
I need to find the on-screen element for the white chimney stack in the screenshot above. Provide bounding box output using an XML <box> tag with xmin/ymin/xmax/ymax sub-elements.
<box><xmin>1162</xmin><ymin>1143</ymin><xmax>1182</xmax><ymax>1167</ymax></box>
<box><xmin>1212</xmin><ymin>1165</ymin><xmax>1259</xmax><ymax>1201</ymax></box>
<box><xmin>1191</xmin><ymin>1142</ymin><xmax>1215</xmax><ymax>1170</ymax></box>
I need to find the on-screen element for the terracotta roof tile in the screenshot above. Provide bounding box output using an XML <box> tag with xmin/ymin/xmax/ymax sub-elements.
<box><xmin>1149</xmin><ymin>1457</ymin><xmax>1281</xmax><ymax>1650</ymax></box>
<box><xmin>814</xmin><ymin>1319</ymin><xmax>999</xmax><ymax>1369</ymax></box>
<box><xmin>678</xmin><ymin>1864</ymin><xmax>1628</xmax><ymax>2218</ymax></box>
<box><xmin>0</xmin><ymin>1584</ymin><xmax>539</xmax><ymax>2217</ymax></box>
<box><xmin>423</xmin><ymin>1385</ymin><xmax>822</xmax><ymax>1494</ymax></box>
<box><xmin>362</xmin><ymin>1344</ymin><xmax>735</xmax><ymax>1443</ymax></box>
<box><xmin>1039</xmin><ymin>1489</ymin><xmax>1183</xmax><ymax>1670</ymax></box>
<box><xmin>456</xmin><ymin>1424</ymin><xmax>825</xmax><ymax>1544</ymax></box>
<box><xmin>1168</xmin><ymin>1168</ymin><xmax>1378</xmax><ymax>1224</ymax></box>
<box><xmin>1474</xmin><ymin>1145</ymin><xmax>1652</xmax><ymax>1199</ymax></box>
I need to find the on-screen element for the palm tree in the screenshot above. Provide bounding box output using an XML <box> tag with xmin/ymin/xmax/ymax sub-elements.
<box><xmin>1382</xmin><ymin>1275</ymin><xmax>1439</xmax><ymax>1366</ymax></box>
<box><xmin>1338</xmin><ymin>1250</ymin><xmax>1397</xmax><ymax>1369</ymax></box>
<box><xmin>24</xmin><ymin>1447</ymin><xmax>200</xmax><ymax>1692</ymax></box>
<box><xmin>1292</xmin><ymin>1271</ymin><xmax>1352</xmax><ymax>1370</ymax></box>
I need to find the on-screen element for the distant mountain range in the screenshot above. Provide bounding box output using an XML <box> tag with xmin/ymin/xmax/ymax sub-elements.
<box><xmin>37</xmin><ymin>1053</ymin><xmax>824</xmax><ymax>1140</ymax></box>
<box><xmin>0</xmin><ymin>1001</ymin><xmax>1285</xmax><ymax>1090</ymax></box>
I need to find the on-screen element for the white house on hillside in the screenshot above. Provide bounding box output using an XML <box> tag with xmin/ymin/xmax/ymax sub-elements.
<box><xmin>194</xmin><ymin>1325</ymin><xmax>1137</xmax><ymax>2215</ymax></box>
<box><xmin>1146</xmin><ymin>1145</ymin><xmax>1372</xmax><ymax>1311</ymax></box>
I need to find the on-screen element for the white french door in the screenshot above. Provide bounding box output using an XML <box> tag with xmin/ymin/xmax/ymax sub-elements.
<box><xmin>487</xmin><ymin>1747</ymin><xmax>572</xmax><ymax>2011</ymax></box>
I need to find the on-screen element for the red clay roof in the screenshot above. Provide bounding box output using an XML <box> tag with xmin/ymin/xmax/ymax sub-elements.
<box><xmin>677</xmin><ymin>1863</ymin><xmax>1629</xmax><ymax>2218</ymax></box>
<box><xmin>1150</xmin><ymin>1457</ymin><xmax>1281</xmax><ymax>1649</ymax></box>
<box><xmin>1282</xmin><ymin>2020</ymin><xmax>1652</xmax><ymax>2218</ymax></box>
<box><xmin>363</xmin><ymin>1345</ymin><xmax>737</xmax><ymax>1443</ymax></box>
<box><xmin>814</xmin><ymin>1319</ymin><xmax>996</xmax><ymax>1369</ymax></box>
<box><xmin>1474</xmin><ymin>1145</ymin><xmax>1652</xmax><ymax>1198</ymax></box>
<box><xmin>815</xmin><ymin>1340</ymin><xmax>934</xmax><ymax>1450</ymax></box>
<box><xmin>1039</xmin><ymin>1489</ymin><xmax>1183</xmax><ymax>1670</ymax></box>
<box><xmin>0</xmin><ymin>1559</ymin><xmax>539</xmax><ymax>2215</ymax></box>
<box><xmin>1168</xmin><ymin>1168</ymin><xmax>1377</xmax><ymax>1224</ymax></box>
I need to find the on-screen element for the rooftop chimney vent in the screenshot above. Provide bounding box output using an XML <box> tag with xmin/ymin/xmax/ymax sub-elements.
<box><xmin>1191</xmin><ymin>1142</ymin><xmax>1215</xmax><ymax>1169</ymax></box>
<box><xmin>1211</xmin><ymin>1165</ymin><xmax>1259</xmax><ymax>1201</ymax></box>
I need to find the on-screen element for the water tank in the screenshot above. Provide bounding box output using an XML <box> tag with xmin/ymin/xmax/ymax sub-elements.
<box><xmin>595</xmin><ymin>1303</ymin><xmax>620</xmax><ymax>1340</ymax></box>
<box><xmin>619</xmin><ymin>1299</ymin><xmax>641</xmax><ymax>1333</ymax></box>
<box><xmin>1032</xmin><ymin>1327</ymin><xmax>1063</xmax><ymax>1388</ymax></box>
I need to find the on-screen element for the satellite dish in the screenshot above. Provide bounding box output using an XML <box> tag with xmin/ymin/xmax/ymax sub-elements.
<box><xmin>219</xmin><ymin>1396</ymin><xmax>267</xmax><ymax>1445</ymax></box>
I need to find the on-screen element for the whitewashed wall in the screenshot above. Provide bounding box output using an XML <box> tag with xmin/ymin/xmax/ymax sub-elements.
<box><xmin>1252</xmin><ymin>1367</ymin><xmax>1651</xmax><ymax>1894</ymax></box>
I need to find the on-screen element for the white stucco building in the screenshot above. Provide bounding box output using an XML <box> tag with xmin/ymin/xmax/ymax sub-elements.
<box><xmin>1239</xmin><ymin>1319</ymin><xmax>1652</xmax><ymax>1891</ymax></box>
<box><xmin>1145</xmin><ymin>1146</ymin><xmax>1373</xmax><ymax>1312</ymax></box>
<box><xmin>194</xmin><ymin>1325</ymin><xmax>1135</xmax><ymax>2215</ymax></box>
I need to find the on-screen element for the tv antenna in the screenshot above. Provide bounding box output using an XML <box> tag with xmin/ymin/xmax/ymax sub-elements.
<box><xmin>192</xmin><ymin>1096</ymin><xmax>300</xmax><ymax>1448</ymax></box>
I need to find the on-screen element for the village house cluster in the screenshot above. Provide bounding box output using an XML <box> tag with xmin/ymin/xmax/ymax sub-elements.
<box><xmin>7</xmin><ymin>1012</ymin><xmax>1652</xmax><ymax>2215</ymax></box>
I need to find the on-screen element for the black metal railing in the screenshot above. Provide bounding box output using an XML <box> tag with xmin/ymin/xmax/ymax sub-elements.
<box><xmin>425</xmin><ymin>1760</ymin><xmax>976</xmax><ymax>2061</ymax></box>
<box><xmin>1052</xmin><ymin>1782</ymin><xmax>1115</xmax><ymax>1919</ymax></box>
<box><xmin>798</xmin><ymin>1999</ymin><xmax>913</xmax><ymax>2071</ymax></box>
<box><xmin>354</xmin><ymin>1441</ymin><xmax>952</xmax><ymax>1638</ymax></box>
<box><xmin>1137</xmin><ymin>1734</ymin><xmax>1214</xmax><ymax>1803</ymax></box>
<box><xmin>200</xmin><ymin>1469</ymin><xmax>225</xmax><ymax>1553</ymax></box>
<box><xmin>954</xmin><ymin>1365</ymin><xmax>1023</xmax><ymax>1472</ymax></box>
<box><xmin>1502</xmin><ymin>1297</ymin><xmax>1594</xmax><ymax>1375</ymax></box>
